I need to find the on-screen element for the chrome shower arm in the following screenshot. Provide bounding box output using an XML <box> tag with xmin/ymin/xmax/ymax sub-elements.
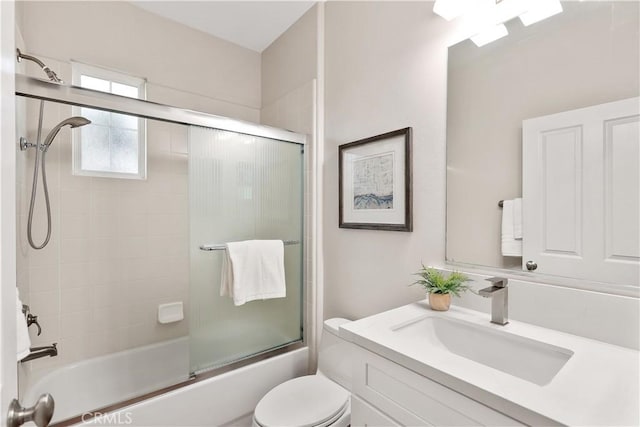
<box><xmin>16</xmin><ymin>48</ymin><xmax>46</xmax><ymax>68</ymax></box>
<box><xmin>16</xmin><ymin>48</ymin><xmax>63</xmax><ymax>84</ymax></box>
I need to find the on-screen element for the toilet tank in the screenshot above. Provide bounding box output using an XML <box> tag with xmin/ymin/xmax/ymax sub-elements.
<box><xmin>317</xmin><ymin>318</ymin><xmax>353</xmax><ymax>390</ymax></box>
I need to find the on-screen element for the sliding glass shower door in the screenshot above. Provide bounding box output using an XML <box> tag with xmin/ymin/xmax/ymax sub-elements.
<box><xmin>188</xmin><ymin>126</ymin><xmax>304</xmax><ymax>375</ymax></box>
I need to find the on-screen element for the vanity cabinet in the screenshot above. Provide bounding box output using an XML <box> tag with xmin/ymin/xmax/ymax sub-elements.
<box><xmin>351</xmin><ymin>396</ymin><xmax>400</xmax><ymax>427</ymax></box>
<box><xmin>351</xmin><ymin>346</ymin><xmax>524</xmax><ymax>427</ymax></box>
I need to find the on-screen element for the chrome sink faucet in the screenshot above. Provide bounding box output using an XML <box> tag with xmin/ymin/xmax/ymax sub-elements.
<box><xmin>478</xmin><ymin>277</ymin><xmax>509</xmax><ymax>325</ymax></box>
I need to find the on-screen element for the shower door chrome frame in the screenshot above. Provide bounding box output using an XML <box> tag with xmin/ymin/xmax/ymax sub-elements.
<box><xmin>15</xmin><ymin>74</ymin><xmax>306</xmax><ymax>145</ymax></box>
<box><xmin>15</xmin><ymin>73</ymin><xmax>309</xmax><ymax>426</ymax></box>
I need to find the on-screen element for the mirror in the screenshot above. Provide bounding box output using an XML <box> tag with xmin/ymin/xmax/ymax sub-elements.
<box><xmin>446</xmin><ymin>1</ymin><xmax>639</xmax><ymax>286</ymax></box>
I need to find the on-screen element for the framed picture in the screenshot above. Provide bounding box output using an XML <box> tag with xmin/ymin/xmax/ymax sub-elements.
<box><xmin>339</xmin><ymin>127</ymin><xmax>412</xmax><ymax>231</ymax></box>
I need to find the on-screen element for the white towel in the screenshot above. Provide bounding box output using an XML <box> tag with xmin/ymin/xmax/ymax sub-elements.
<box><xmin>16</xmin><ymin>289</ymin><xmax>31</xmax><ymax>361</ymax></box>
<box><xmin>220</xmin><ymin>240</ymin><xmax>286</xmax><ymax>306</ymax></box>
<box><xmin>501</xmin><ymin>199</ymin><xmax>522</xmax><ymax>257</ymax></box>
<box><xmin>513</xmin><ymin>197</ymin><xmax>523</xmax><ymax>240</ymax></box>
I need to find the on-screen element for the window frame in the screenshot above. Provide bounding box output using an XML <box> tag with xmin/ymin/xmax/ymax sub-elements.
<box><xmin>71</xmin><ymin>61</ymin><xmax>147</xmax><ymax>180</ymax></box>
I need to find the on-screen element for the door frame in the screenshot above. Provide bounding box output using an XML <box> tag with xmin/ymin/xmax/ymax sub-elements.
<box><xmin>1</xmin><ymin>0</ymin><xmax>18</xmax><ymax>421</ymax></box>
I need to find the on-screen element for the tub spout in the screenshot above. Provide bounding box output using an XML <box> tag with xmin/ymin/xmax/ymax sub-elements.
<box><xmin>21</xmin><ymin>343</ymin><xmax>58</xmax><ymax>362</ymax></box>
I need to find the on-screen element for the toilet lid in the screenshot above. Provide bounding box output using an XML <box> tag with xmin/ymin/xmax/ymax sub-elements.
<box><xmin>254</xmin><ymin>375</ymin><xmax>349</xmax><ymax>427</ymax></box>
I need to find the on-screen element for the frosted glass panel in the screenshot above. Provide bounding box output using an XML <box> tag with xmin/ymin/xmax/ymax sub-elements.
<box><xmin>77</xmin><ymin>107</ymin><xmax>142</xmax><ymax>176</ymax></box>
<box><xmin>82</xmin><ymin>107</ymin><xmax>109</xmax><ymax>126</ymax></box>
<box><xmin>111</xmin><ymin>112</ymin><xmax>138</xmax><ymax>129</ymax></box>
<box><xmin>189</xmin><ymin>126</ymin><xmax>304</xmax><ymax>374</ymax></box>
<box><xmin>111</xmin><ymin>128</ymin><xmax>139</xmax><ymax>173</ymax></box>
<box><xmin>80</xmin><ymin>125</ymin><xmax>110</xmax><ymax>171</ymax></box>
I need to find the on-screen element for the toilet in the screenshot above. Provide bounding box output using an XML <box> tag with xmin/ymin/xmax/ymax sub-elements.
<box><xmin>253</xmin><ymin>318</ymin><xmax>353</xmax><ymax>427</ymax></box>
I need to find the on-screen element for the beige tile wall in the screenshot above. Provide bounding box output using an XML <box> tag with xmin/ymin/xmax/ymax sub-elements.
<box><xmin>18</xmin><ymin>96</ymin><xmax>190</xmax><ymax>381</ymax></box>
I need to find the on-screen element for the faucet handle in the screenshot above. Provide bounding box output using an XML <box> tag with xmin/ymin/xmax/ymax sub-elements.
<box><xmin>22</xmin><ymin>305</ymin><xmax>42</xmax><ymax>336</ymax></box>
<box><xmin>485</xmin><ymin>277</ymin><xmax>508</xmax><ymax>288</ymax></box>
<box><xmin>27</xmin><ymin>314</ymin><xmax>42</xmax><ymax>336</ymax></box>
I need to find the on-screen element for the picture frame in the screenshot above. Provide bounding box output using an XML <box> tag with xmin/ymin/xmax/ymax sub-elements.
<box><xmin>339</xmin><ymin>127</ymin><xmax>413</xmax><ymax>231</ymax></box>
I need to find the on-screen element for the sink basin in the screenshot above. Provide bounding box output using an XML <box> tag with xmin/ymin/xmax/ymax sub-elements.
<box><xmin>391</xmin><ymin>315</ymin><xmax>573</xmax><ymax>386</ymax></box>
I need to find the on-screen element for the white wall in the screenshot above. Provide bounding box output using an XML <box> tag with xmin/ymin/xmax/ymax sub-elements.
<box><xmin>260</xmin><ymin>4</ymin><xmax>319</xmax><ymax>370</ymax></box>
<box><xmin>324</xmin><ymin>1</ymin><xmax>451</xmax><ymax>320</ymax></box>
<box><xmin>261</xmin><ymin>5</ymin><xmax>318</xmax><ymax>109</ymax></box>
<box><xmin>322</xmin><ymin>1</ymin><xmax>639</xmax><ymax>349</ymax></box>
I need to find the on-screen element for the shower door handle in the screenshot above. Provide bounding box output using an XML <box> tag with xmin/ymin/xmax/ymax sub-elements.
<box><xmin>6</xmin><ymin>394</ymin><xmax>54</xmax><ymax>427</ymax></box>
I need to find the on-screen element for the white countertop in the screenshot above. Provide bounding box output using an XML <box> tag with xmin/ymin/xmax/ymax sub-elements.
<box><xmin>340</xmin><ymin>300</ymin><xmax>640</xmax><ymax>426</ymax></box>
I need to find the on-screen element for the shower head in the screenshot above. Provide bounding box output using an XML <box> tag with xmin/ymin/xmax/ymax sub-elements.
<box><xmin>42</xmin><ymin>116</ymin><xmax>92</xmax><ymax>150</ymax></box>
<box><xmin>65</xmin><ymin>117</ymin><xmax>92</xmax><ymax>128</ymax></box>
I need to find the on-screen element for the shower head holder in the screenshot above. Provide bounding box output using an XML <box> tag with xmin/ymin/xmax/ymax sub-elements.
<box><xmin>19</xmin><ymin>137</ymin><xmax>37</xmax><ymax>151</ymax></box>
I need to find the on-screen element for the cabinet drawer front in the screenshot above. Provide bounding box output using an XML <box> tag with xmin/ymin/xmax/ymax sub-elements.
<box><xmin>351</xmin><ymin>395</ymin><xmax>402</xmax><ymax>427</ymax></box>
<box><xmin>353</xmin><ymin>347</ymin><xmax>523</xmax><ymax>426</ymax></box>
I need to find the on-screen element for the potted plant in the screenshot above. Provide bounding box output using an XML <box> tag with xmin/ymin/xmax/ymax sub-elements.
<box><xmin>411</xmin><ymin>265</ymin><xmax>471</xmax><ymax>311</ymax></box>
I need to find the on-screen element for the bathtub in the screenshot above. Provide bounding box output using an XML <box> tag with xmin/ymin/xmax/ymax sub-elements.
<box><xmin>23</xmin><ymin>336</ymin><xmax>308</xmax><ymax>426</ymax></box>
<box><xmin>23</xmin><ymin>337</ymin><xmax>190</xmax><ymax>424</ymax></box>
<box><xmin>80</xmin><ymin>347</ymin><xmax>309</xmax><ymax>426</ymax></box>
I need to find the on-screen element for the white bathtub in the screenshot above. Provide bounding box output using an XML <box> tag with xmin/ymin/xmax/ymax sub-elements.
<box><xmin>24</xmin><ymin>337</ymin><xmax>190</xmax><ymax>424</ymax></box>
<box><xmin>23</xmin><ymin>337</ymin><xmax>308</xmax><ymax>426</ymax></box>
<box><xmin>80</xmin><ymin>348</ymin><xmax>309</xmax><ymax>427</ymax></box>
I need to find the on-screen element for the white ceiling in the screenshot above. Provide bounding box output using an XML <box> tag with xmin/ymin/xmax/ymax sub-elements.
<box><xmin>131</xmin><ymin>1</ymin><xmax>316</xmax><ymax>52</ymax></box>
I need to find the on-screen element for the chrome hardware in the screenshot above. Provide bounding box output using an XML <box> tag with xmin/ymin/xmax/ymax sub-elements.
<box><xmin>200</xmin><ymin>240</ymin><xmax>300</xmax><ymax>251</ymax></box>
<box><xmin>16</xmin><ymin>48</ymin><xmax>63</xmax><ymax>84</ymax></box>
<box><xmin>27</xmin><ymin>314</ymin><xmax>42</xmax><ymax>336</ymax></box>
<box><xmin>478</xmin><ymin>277</ymin><xmax>509</xmax><ymax>325</ymax></box>
<box><xmin>526</xmin><ymin>260</ymin><xmax>538</xmax><ymax>271</ymax></box>
<box><xmin>19</xmin><ymin>137</ymin><xmax>46</xmax><ymax>152</ymax></box>
<box><xmin>19</xmin><ymin>137</ymin><xmax>37</xmax><ymax>151</ymax></box>
<box><xmin>7</xmin><ymin>394</ymin><xmax>54</xmax><ymax>427</ymax></box>
<box><xmin>22</xmin><ymin>304</ymin><xmax>42</xmax><ymax>336</ymax></box>
<box><xmin>21</xmin><ymin>343</ymin><xmax>58</xmax><ymax>362</ymax></box>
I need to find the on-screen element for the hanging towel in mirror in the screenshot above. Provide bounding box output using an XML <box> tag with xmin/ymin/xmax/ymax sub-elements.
<box><xmin>501</xmin><ymin>200</ymin><xmax>522</xmax><ymax>256</ymax></box>
<box><xmin>513</xmin><ymin>197</ymin><xmax>523</xmax><ymax>240</ymax></box>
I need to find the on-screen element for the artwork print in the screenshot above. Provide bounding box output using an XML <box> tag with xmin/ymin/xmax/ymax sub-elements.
<box><xmin>352</xmin><ymin>153</ymin><xmax>394</xmax><ymax>210</ymax></box>
<box><xmin>338</xmin><ymin>127</ymin><xmax>412</xmax><ymax>232</ymax></box>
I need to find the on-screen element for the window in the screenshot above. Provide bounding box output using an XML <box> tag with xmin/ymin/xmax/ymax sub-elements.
<box><xmin>72</xmin><ymin>62</ymin><xmax>147</xmax><ymax>179</ymax></box>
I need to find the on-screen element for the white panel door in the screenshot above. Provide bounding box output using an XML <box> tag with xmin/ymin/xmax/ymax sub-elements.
<box><xmin>523</xmin><ymin>97</ymin><xmax>640</xmax><ymax>285</ymax></box>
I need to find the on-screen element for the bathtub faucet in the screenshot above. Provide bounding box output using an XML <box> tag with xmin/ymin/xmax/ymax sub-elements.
<box><xmin>21</xmin><ymin>343</ymin><xmax>57</xmax><ymax>362</ymax></box>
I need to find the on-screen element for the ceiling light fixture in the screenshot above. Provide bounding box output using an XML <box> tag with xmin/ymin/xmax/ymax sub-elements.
<box><xmin>433</xmin><ymin>0</ymin><xmax>563</xmax><ymax>46</ymax></box>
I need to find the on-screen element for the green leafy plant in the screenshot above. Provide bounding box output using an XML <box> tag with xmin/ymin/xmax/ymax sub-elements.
<box><xmin>411</xmin><ymin>265</ymin><xmax>471</xmax><ymax>296</ymax></box>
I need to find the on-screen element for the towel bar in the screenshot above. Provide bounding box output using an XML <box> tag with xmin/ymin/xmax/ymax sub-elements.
<box><xmin>199</xmin><ymin>240</ymin><xmax>300</xmax><ymax>251</ymax></box>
